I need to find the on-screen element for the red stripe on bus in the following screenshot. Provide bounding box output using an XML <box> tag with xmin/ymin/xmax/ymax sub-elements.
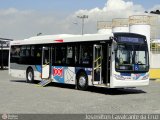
<box><xmin>54</xmin><ymin>39</ymin><xmax>63</xmax><ymax>42</ymax></box>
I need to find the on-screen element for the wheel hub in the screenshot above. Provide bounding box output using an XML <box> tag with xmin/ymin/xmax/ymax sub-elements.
<box><xmin>79</xmin><ymin>76</ymin><xmax>86</xmax><ymax>87</ymax></box>
<box><xmin>28</xmin><ymin>72</ymin><xmax>32</xmax><ymax>81</ymax></box>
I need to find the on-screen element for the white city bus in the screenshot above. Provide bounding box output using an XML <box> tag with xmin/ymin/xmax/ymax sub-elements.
<box><xmin>9</xmin><ymin>33</ymin><xmax>149</xmax><ymax>90</ymax></box>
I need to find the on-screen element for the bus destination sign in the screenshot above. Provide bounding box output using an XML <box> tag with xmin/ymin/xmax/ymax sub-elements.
<box><xmin>118</xmin><ymin>37</ymin><xmax>145</xmax><ymax>44</ymax></box>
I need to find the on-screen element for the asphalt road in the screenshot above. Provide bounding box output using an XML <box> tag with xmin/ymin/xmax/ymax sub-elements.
<box><xmin>0</xmin><ymin>70</ymin><xmax>160</xmax><ymax>114</ymax></box>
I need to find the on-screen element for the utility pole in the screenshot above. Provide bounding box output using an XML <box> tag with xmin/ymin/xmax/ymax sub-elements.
<box><xmin>77</xmin><ymin>15</ymin><xmax>88</xmax><ymax>35</ymax></box>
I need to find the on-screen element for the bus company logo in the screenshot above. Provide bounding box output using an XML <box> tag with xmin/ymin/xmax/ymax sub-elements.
<box><xmin>53</xmin><ymin>68</ymin><xmax>63</xmax><ymax>77</ymax></box>
<box><xmin>2</xmin><ymin>114</ymin><xmax>8</xmax><ymax>120</ymax></box>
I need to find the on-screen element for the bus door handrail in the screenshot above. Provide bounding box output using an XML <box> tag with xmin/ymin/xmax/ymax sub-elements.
<box><xmin>94</xmin><ymin>56</ymin><xmax>102</xmax><ymax>70</ymax></box>
<box><xmin>94</xmin><ymin>56</ymin><xmax>101</xmax><ymax>63</ymax></box>
<box><xmin>94</xmin><ymin>64</ymin><xmax>102</xmax><ymax>70</ymax></box>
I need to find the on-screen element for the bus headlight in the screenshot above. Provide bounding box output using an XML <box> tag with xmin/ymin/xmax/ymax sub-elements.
<box><xmin>114</xmin><ymin>74</ymin><xmax>125</xmax><ymax>80</ymax></box>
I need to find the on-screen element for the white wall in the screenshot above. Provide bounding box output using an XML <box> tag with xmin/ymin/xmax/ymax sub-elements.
<box><xmin>150</xmin><ymin>52</ymin><xmax>160</xmax><ymax>68</ymax></box>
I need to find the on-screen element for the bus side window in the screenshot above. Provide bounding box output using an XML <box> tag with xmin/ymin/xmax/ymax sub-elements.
<box><xmin>75</xmin><ymin>46</ymin><xmax>79</xmax><ymax>64</ymax></box>
<box><xmin>66</xmin><ymin>46</ymin><xmax>74</xmax><ymax>65</ymax></box>
<box><xmin>11</xmin><ymin>46</ymin><xmax>20</xmax><ymax>57</ymax></box>
<box><xmin>35</xmin><ymin>46</ymin><xmax>41</xmax><ymax>57</ymax></box>
<box><xmin>55</xmin><ymin>46</ymin><xmax>66</xmax><ymax>64</ymax></box>
<box><xmin>31</xmin><ymin>46</ymin><xmax>35</xmax><ymax>57</ymax></box>
<box><xmin>80</xmin><ymin>45</ymin><xmax>92</xmax><ymax>66</ymax></box>
<box><xmin>52</xmin><ymin>47</ymin><xmax>55</xmax><ymax>65</ymax></box>
<box><xmin>20</xmin><ymin>46</ymin><xmax>26</xmax><ymax>57</ymax></box>
<box><xmin>10</xmin><ymin>46</ymin><xmax>20</xmax><ymax>63</ymax></box>
<box><xmin>82</xmin><ymin>52</ymin><xmax>90</xmax><ymax>64</ymax></box>
<box><xmin>26</xmin><ymin>46</ymin><xmax>30</xmax><ymax>57</ymax></box>
<box><xmin>34</xmin><ymin>45</ymin><xmax>42</xmax><ymax>65</ymax></box>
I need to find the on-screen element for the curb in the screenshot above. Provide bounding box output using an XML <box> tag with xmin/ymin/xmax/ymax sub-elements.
<box><xmin>150</xmin><ymin>79</ymin><xmax>157</xmax><ymax>81</ymax></box>
<box><xmin>155</xmin><ymin>79</ymin><xmax>160</xmax><ymax>82</ymax></box>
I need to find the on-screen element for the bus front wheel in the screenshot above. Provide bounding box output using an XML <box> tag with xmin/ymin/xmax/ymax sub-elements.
<box><xmin>77</xmin><ymin>72</ymin><xmax>88</xmax><ymax>90</ymax></box>
<box><xmin>26</xmin><ymin>68</ymin><xmax>34</xmax><ymax>83</ymax></box>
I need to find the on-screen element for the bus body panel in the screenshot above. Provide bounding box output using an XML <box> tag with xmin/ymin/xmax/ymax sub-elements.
<box><xmin>51</xmin><ymin>66</ymin><xmax>76</xmax><ymax>84</ymax></box>
<box><xmin>10</xmin><ymin>64</ymin><xmax>42</xmax><ymax>80</ymax></box>
<box><xmin>110</xmin><ymin>33</ymin><xmax>150</xmax><ymax>88</ymax></box>
<box><xmin>110</xmin><ymin>71</ymin><xmax>149</xmax><ymax>88</ymax></box>
<box><xmin>10</xmin><ymin>63</ymin><xmax>94</xmax><ymax>86</ymax></box>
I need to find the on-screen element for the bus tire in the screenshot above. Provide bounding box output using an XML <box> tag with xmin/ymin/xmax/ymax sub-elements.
<box><xmin>77</xmin><ymin>72</ymin><xmax>88</xmax><ymax>90</ymax></box>
<box><xmin>26</xmin><ymin>68</ymin><xmax>34</xmax><ymax>83</ymax></box>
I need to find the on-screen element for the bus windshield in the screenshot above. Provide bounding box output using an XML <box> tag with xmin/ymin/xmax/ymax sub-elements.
<box><xmin>115</xmin><ymin>44</ymin><xmax>149</xmax><ymax>72</ymax></box>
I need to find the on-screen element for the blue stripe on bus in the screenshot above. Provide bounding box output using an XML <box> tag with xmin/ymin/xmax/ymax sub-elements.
<box><xmin>120</xmin><ymin>73</ymin><xmax>131</xmax><ymax>76</ymax></box>
<box><xmin>35</xmin><ymin>65</ymin><xmax>42</xmax><ymax>73</ymax></box>
<box><xmin>75</xmin><ymin>67</ymin><xmax>92</xmax><ymax>75</ymax></box>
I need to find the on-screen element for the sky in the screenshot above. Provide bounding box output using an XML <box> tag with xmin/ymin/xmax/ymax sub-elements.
<box><xmin>0</xmin><ymin>0</ymin><xmax>160</xmax><ymax>39</ymax></box>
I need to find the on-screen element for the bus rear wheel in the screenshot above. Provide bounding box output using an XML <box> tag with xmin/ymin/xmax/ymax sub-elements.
<box><xmin>77</xmin><ymin>72</ymin><xmax>88</xmax><ymax>90</ymax></box>
<box><xmin>26</xmin><ymin>68</ymin><xmax>34</xmax><ymax>83</ymax></box>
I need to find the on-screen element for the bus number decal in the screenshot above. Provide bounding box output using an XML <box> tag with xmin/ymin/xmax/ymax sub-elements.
<box><xmin>53</xmin><ymin>68</ymin><xmax>63</xmax><ymax>77</ymax></box>
<box><xmin>53</xmin><ymin>67</ymin><xmax>64</xmax><ymax>83</ymax></box>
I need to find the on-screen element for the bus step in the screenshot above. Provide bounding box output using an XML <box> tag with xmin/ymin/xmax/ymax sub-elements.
<box><xmin>37</xmin><ymin>79</ymin><xmax>52</xmax><ymax>87</ymax></box>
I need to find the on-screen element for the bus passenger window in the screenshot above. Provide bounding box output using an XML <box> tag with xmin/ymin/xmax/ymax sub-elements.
<box><xmin>82</xmin><ymin>52</ymin><xmax>90</xmax><ymax>64</ymax></box>
<box><xmin>80</xmin><ymin>45</ymin><xmax>92</xmax><ymax>66</ymax></box>
<box><xmin>66</xmin><ymin>46</ymin><xmax>74</xmax><ymax>65</ymax></box>
<box><xmin>20</xmin><ymin>46</ymin><xmax>26</xmax><ymax>57</ymax></box>
<box><xmin>34</xmin><ymin>46</ymin><xmax>42</xmax><ymax>65</ymax></box>
<box><xmin>31</xmin><ymin>46</ymin><xmax>35</xmax><ymax>57</ymax></box>
<box><xmin>11</xmin><ymin>46</ymin><xmax>20</xmax><ymax>57</ymax></box>
<box><xmin>51</xmin><ymin>47</ymin><xmax>55</xmax><ymax>65</ymax></box>
<box><xmin>35</xmin><ymin>46</ymin><xmax>42</xmax><ymax>58</ymax></box>
<box><xmin>75</xmin><ymin>46</ymin><xmax>78</xmax><ymax>64</ymax></box>
<box><xmin>55</xmin><ymin>46</ymin><xmax>66</xmax><ymax>64</ymax></box>
<box><xmin>26</xmin><ymin>46</ymin><xmax>30</xmax><ymax>57</ymax></box>
<box><xmin>10</xmin><ymin>46</ymin><xmax>20</xmax><ymax>63</ymax></box>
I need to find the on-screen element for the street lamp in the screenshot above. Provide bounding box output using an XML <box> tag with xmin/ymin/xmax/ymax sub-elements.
<box><xmin>77</xmin><ymin>15</ymin><xmax>88</xmax><ymax>35</ymax></box>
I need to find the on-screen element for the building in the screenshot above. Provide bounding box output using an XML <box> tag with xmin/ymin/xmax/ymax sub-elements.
<box><xmin>0</xmin><ymin>38</ymin><xmax>13</xmax><ymax>69</ymax></box>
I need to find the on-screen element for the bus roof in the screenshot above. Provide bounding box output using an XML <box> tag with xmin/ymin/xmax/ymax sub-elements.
<box><xmin>10</xmin><ymin>33</ymin><xmax>113</xmax><ymax>45</ymax></box>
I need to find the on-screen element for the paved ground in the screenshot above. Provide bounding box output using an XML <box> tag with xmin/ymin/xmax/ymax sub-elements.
<box><xmin>0</xmin><ymin>70</ymin><xmax>160</xmax><ymax>114</ymax></box>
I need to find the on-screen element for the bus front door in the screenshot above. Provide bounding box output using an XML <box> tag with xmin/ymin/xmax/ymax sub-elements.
<box><xmin>93</xmin><ymin>45</ymin><xmax>102</xmax><ymax>84</ymax></box>
<box><xmin>42</xmin><ymin>47</ymin><xmax>50</xmax><ymax>79</ymax></box>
